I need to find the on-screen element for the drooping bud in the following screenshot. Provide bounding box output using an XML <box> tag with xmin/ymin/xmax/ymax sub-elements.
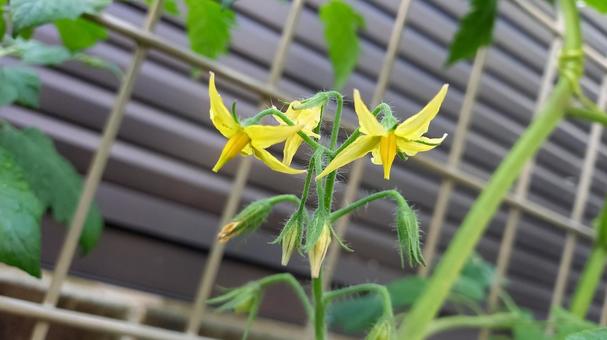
<box><xmin>216</xmin><ymin>198</ymin><xmax>275</xmax><ymax>243</ymax></box>
<box><xmin>308</xmin><ymin>223</ymin><xmax>332</xmax><ymax>278</ymax></box>
<box><xmin>366</xmin><ymin>318</ymin><xmax>394</xmax><ymax>340</ymax></box>
<box><xmin>208</xmin><ymin>283</ymin><xmax>260</xmax><ymax>315</ymax></box>
<box><xmin>281</xmin><ymin>217</ymin><xmax>301</xmax><ymax>266</ymax></box>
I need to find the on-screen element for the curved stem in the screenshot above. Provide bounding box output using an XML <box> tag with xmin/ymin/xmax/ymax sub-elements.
<box><xmin>268</xmin><ymin>194</ymin><xmax>301</xmax><ymax>206</ymax></box>
<box><xmin>323</xmin><ymin>283</ymin><xmax>393</xmax><ymax>319</ymax></box>
<box><xmin>424</xmin><ymin>313</ymin><xmax>519</xmax><ymax>338</ymax></box>
<box><xmin>329</xmin><ymin>190</ymin><xmax>402</xmax><ymax>222</ymax></box>
<box><xmin>257</xmin><ymin>273</ymin><xmax>313</xmax><ymax>319</ymax></box>
<box><xmin>399</xmin><ymin>0</ymin><xmax>581</xmax><ymax>338</ymax></box>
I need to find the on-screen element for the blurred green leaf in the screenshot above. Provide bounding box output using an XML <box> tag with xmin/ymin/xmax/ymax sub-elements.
<box><xmin>0</xmin><ymin>66</ymin><xmax>40</xmax><ymax>107</ymax></box>
<box><xmin>319</xmin><ymin>0</ymin><xmax>364</xmax><ymax>89</ymax></box>
<box><xmin>0</xmin><ymin>124</ymin><xmax>104</xmax><ymax>253</ymax></box>
<box><xmin>0</xmin><ymin>145</ymin><xmax>43</xmax><ymax>277</ymax></box>
<box><xmin>584</xmin><ymin>0</ymin><xmax>607</xmax><ymax>13</ymax></box>
<box><xmin>55</xmin><ymin>18</ymin><xmax>108</xmax><ymax>52</ymax></box>
<box><xmin>512</xmin><ymin>310</ymin><xmax>548</xmax><ymax>340</ymax></box>
<box><xmin>143</xmin><ymin>0</ymin><xmax>180</xmax><ymax>16</ymax></box>
<box><xmin>12</xmin><ymin>39</ymin><xmax>72</xmax><ymax>65</ymax></box>
<box><xmin>553</xmin><ymin>308</ymin><xmax>598</xmax><ymax>340</ymax></box>
<box><xmin>10</xmin><ymin>0</ymin><xmax>110</xmax><ymax>33</ymax></box>
<box><xmin>566</xmin><ymin>328</ymin><xmax>607</xmax><ymax>340</ymax></box>
<box><xmin>0</xmin><ymin>0</ymin><xmax>6</xmax><ymax>38</ymax></box>
<box><xmin>184</xmin><ymin>0</ymin><xmax>235</xmax><ymax>59</ymax></box>
<box><xmin>446</xmin><ymin>0</ymin><xmax>498</xmax><ymax>65</ymax></box>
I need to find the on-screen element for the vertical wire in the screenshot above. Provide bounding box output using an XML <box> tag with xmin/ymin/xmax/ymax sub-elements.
<box><xmin>478</xmin><ymin>37</ymin><xmax>562</xmax><ymax>340</ymax></box>
<box><xmin>184</xmin><ymin>0</ymin><xmax>307</xmax><ymax>335</ymax></box>
<box><xmin>321</xmin><ymin>0</ymin><xmax>413</xmax><ymax>288</ymax></box>
<box><xmin>419</xmin><ymin>48</ymin><xmax>488</xmax><ymax>277</ymax></box>
<box><xmin>550</xmin><ymin>74</ymin><xmax>607</xmax><ymax>312</ymax></box>
<box><xmin>29</xmin><ymin>1</ymin><xmax>166</xmax><ymax>339</ymax></box>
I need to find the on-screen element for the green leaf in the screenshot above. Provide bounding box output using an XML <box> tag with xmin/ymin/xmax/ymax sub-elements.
<box><xmin>0</xmin><ymin>0</ymin><xmax>6</xmax><ymax>38</ymax></box>
<box><xmin>0</xmin><ymin>145</ymin><xmax>43</xmax><ymax>277</ymax></box>
<box><xmin>10</xmin><ymin>0</ymin><xmax>110</xmax><ymax>33</ymax></box>
<box><xmin>12</xmin><ymin>39</ymin><xmax>72</xmax><ymax>65</ymax></box>
<box><xmin>0</xmin><ymin>124</ymin><xmax>104</xmax><ymax>253</ymax></box>
<box><xmin>55</xmin><ymin>18</ymin><xmax>108</xmax><ymax>52</ymax></box>
<box><xmin>566</xmin><ymin>329</ymin><xmax>607</xmax><ymax>340</ymax></box>
<box><xmin>446</xmin><ymin>0</ymin><xmax>498</xmax><ymax>65</ymax></box>
<box><xmin>584</xmin><ymin>0</ymin><xmax>607</xmax><ymax>13</ymax></box>
<box><xmin>184</xmin><ymin>0</ymin><xmax>235</xmax><ymax>59</ymax></box>
<box><xmin>553</xmin><ymin>308</ymin><xmax>598</xmax><ymax>340</ymax></box>
<box><xmin>319</xmin><ymin>0</ymin><xmax>364</xmax><ymax>89</ymax></box>
<box><xmin>0</xmin><ymin>66</ymin><xmax>41</xmax><ymax>107</ymax></box>
<box><xmin>144</xmin><ymin>0</ymin><xmax>180</xmax><ymax>16</ymax></box>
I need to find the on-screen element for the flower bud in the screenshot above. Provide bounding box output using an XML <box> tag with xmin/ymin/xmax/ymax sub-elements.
<box><xmin>216</xmin><ymin>199</ymin><xmax>274</xmax><ymax>243</ymax></box>
<box><xmin>308</xmin><ymin>223</ymin><xmax>332</xmax><ymax>278</ymax></box>
<box><xmin>208</xmin><ymin>283</ymin><xmax>260</xmax><ymax>315</ymax></box>
<box><xmin>366</xmin><ymin>318</ymin><xmax>394</xmax><ymax>340</ymax></box>
<box><xmin>280</xmin><ymin>218</ymin><xmax>301</xmax><ymax>266</ymax></box>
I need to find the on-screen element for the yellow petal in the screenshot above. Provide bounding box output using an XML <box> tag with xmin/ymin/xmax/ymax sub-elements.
<box><xmin>212</xmin><ymin>132</ymin><xmax>251</xmax><ymax>172</ymax></box>
<box><xmin>244</xmin><ymin>124</ymin><xmax>302</xmax><ymax>149</ymax></box>
<box><xmin>316</xmin><ymin>135</ymin><xmax>380</xmax><ymax>179</ymax></box>
<box><xmin>253</xmin><ymin>147</ymin><xmax>306</xmax><ymax>174</ymax></box>
<box><xmin>396</xmin><ymin>133</ymin><xmax>447</xmax><ymax>156</ymax></box>
<box><xmin>379</xmin><ymin>133</ymin><xmax>397</xmax><ymax>179</ymax></box>
<box><xmin>353</xmin><ymin>89</ymin><xmax>385</xmax><ymax>136</ymax></box>
<box><xmin>275</xmin><ymin>101</ymin><xmax>322</xmax><ymax>136</ymax></box>
<box><xmin>209</xmin><ymin>72</ymin><xmax>240</xmax><ymax>138</ymax></box>
<box><xmin>283</xmin><ymin>135</ymin><xmax>304</xmax><ymax>166</ymax></box>
<box><xmin>309</xmin><ymin>224</ymin><xmax>331</xmax><ymax>278</ymax></box>
<box><xmin>395</xmin><ymin>84</ymin><xmax>448</xmax><ymax>139</ymax></box>
<box><xmin>370</xmin><ymin>148</ymin><xmax>382</xmax><ymax>165</ymax></box>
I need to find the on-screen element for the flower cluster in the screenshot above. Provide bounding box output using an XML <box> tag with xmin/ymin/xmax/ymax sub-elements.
<box><xmin>209</xmin><ymin>71</ymin><xmax>448</xmax><ymax>278</ymax></box>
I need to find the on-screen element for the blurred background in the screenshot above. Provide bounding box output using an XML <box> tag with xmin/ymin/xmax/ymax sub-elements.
<box><xmin>1</xmin><ymin>0</ymin><xmax>607</xmax><ymax>339</ymax></box>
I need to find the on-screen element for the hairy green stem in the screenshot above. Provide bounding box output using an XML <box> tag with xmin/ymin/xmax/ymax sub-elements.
<box><xmin>329</xmin><ymin>189</ymin><xmax>403</xmax><ymax>222</ymax></box>
<box><xmin>323</xmin><ymin>283</ymin><xmax>393</xmax><ymax>319</ymax></box>
<box><xmin>313</xmin><ymin>275</ymin><xmax>326</xmax><ymax>340</ymax></box>
<box><xmin>570</xmin><ymin>246</ymin><xmax>607</xmax><ymax>318</ymax></box>
<box><xmin>256</xmin><ymin>273</ymin><xmax>313</xmax><ymax>319</ymax></box>
<box><xmin>268</xmin><ymin>194</ymin><xmax>301</xmax><ymax>206</ymax></box>
<box><xmin>399</xmin><ymin>0</ymin><xmax>581</xmax><ymax>337</ymax></box>
<box><xmin>424</xmin><ymin>313</ymin><xmax>519</xmax><ymax>338</ymax></box>
<box><xmin>567</xmin><ymin>106</ymin><xmax>607</xmax><ymax>126</ymax></box>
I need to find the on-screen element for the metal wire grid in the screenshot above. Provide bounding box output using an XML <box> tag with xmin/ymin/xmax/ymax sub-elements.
<box><xmin>0</xmin><ymin>0</ymin><xmax>602</xmax><ymax>339</ymax></box>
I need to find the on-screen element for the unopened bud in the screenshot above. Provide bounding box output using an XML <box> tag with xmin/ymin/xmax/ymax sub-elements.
<box><xmin>366</xmin><ymin>318</ymin><xmax>394</xmax><ymax>340</ymax></box>
<box><xmin>216</xmin><ymin>199</ymin><xmax>274</xmax><ymax>243</ymax></box>
<box><xmin>218</xmin><ymin>221</ymin><xmax>241</xmax><ymax>243</ymax></box>
<box><xmin>233</xmin><ymin>293</ymin><xmax>257</xmax><ymax>315</ymax></box>
<box><xmin>281</xmin><ymin>220</ymin><xmax>300</xmax><ymax>266</ymax></box>
<box><xmin>308</xmin><ymin>224</ymin><xmax>332</xmax><ymax>278</ymax></box>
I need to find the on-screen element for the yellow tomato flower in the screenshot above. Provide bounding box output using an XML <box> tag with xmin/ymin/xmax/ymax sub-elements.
<box><xmin>209</xmin><ymin>72</ymin><xmax>306</xmax><ymax>174</ymax></box>
<box><xmin>274</xmin><ymin>101</ymin><xmax>322</xmax><ymax>166</ymax></box>
<box><xmin>317</xmin><ymin>85</ymin><xmax>449</xmax><ymax>180</ymax></box>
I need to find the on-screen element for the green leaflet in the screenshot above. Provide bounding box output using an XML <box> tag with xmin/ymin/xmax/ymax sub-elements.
<box><xmin>0</xmin><ymin>66</ymin><xmax>41</xmax><ymax>107</ymax></box>
<box><xmin>55</xmin><ymin>18</ymin><xmax>108</xmax><ymax>52</ymax></box>
<box><xmin>143</xmin><ymin>0</ymin><xmax>180</xmax><ymax>16</ymax></box>
<box><xmin>446</xmin><ymin>0</ymin><xmax>498</xmax><ymax>65</ymax></box>
<box><xmin>566</xmin><ymin>329</ymin><xmax>607</xmax><ymax>340</ymax></box>
<box><xmin>319</xmin><ymin>0</ymin><xmax>365</xmax><ymax>90</ymax></box>
<box><xmin>10</xmin><ymin>0</ymin><xmax>111</xmax><ymax>33</ymax></box>
<box><xmin>12</xmin><ymin>38</ymin><xmax>72</xmax><ymax>65</ymax></box>
<box><xmin>584</xmin><ymin>0</ymin><xmax>607</xmax><ymax>14</ymax></box>
<box><xmin>0</xmin><ymin>124</ymin><xmax>103</xmax><ymax>253</ymax></box>
<box><xmin>184</xmin><ymin>0</ymin><xmax>235</xmax><ymax>59</ymax></box>
<box><xmin>0</xmin><ymin>146</ymin><xmax>43</xmax><ymax>277</ymax></box>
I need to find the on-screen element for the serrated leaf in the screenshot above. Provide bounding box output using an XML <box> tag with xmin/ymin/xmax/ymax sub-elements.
<box><xmin>0</xmin><ymin>66</ymin><xmax>41</xmax><ymax>107</ymax></box>
<box><xmin>319</xmin><ymin>0</ymin><xmax>364</xmax><ymax>89</ymax></box>
<box><xmin>10</xmin><ymin>0</ymin><xmax>110</xmax><ymax>33</ymax></box>
<box><xmin>55</xmin><ymin>18</ymin><xmax>107</xmax><ymax>52</ymax></box>
<box><xmin>184</xmin><ymin>0</ymin><xmax>235</xmax><ymax>59</ymax></box>
<box><xmin>446</xmin><ymin>0</ymin><xmax>498</xmax><ymax>65</ymax></box>
<box><xmin>144</xmin><ymin>0</ymin><xmax>180</xmax><ymax>16</ymax></box>
<box><xmin>0</xmin><ymin>145</ymin><xmax>43</xmax><ymax>277</ymax></box>
<box><xmin>0</xmin><ymin>124</ymin><xmax>103</xmax><ymax>253</ymax></box>
<box><xmin>566</xmin><ymin>329</ymin><xmax>607</xmax><ymax>340</ymax></box>
<box><xmin>584</xmin><ymin>0</ymin><xmax>607</xmax><ymax>13</ymax></box>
